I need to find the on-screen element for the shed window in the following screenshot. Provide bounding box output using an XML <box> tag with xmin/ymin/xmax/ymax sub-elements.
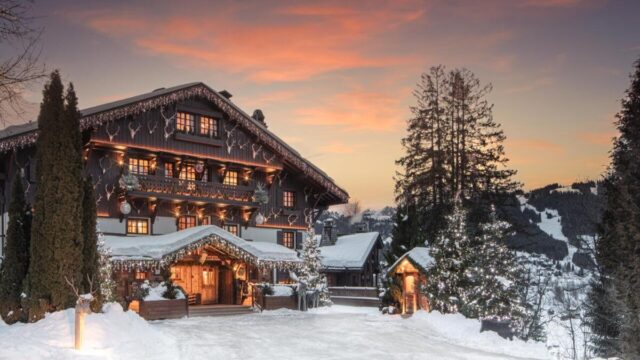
<box><xmin>177</xmin><ymin>112</ymin><xmax>195</xmax><ymax>134</ymax></box>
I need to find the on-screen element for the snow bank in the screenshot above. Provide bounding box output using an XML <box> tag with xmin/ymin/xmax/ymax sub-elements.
<box><xmin>0</xmin><ymin>303</ymin><xmax>178</xmax><ymax>359</ymax></box>
<box><xmin>269</xmin><ymin>285</ymin><xmax>295</xmax><ymax>297</ymax></box>
<box><xmin>408</xmin><ymin>311</ymin><xmax>548</xmax><ymax>359</ymax></box>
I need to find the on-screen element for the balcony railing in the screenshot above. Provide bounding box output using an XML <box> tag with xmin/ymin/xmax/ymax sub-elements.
<box><xmin>132</xmin><ymin>174</ymin><xmax>257</xmax><ymax>205</ymax></box>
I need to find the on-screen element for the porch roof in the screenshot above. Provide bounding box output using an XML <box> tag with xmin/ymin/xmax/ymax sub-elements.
<box><xmin>104</xmin><ymin>225</ymin><xmax>301</xmax><ymax>270</ymax></box>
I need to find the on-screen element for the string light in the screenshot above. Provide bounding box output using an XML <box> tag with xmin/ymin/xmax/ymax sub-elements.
<box><xmin>0</xmin><ymin>84</ymin><xmax>348</xmax><ymax>202</ymax></box>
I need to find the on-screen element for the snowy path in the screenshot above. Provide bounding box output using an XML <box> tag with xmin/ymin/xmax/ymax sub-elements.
<box><xmin>151</xmin><ymin>306</ymin><xmax>549</xmax><ymax>360</ymax></box>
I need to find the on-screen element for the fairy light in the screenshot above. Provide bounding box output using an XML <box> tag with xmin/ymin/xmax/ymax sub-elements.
<box><xmin>0</xmin><ymin>84</ymin><xmax>348</xmax><ymax>202</ymax></box>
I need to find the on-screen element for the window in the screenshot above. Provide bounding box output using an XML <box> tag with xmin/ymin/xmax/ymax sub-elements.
<box><xmin>224</xmin><ymin>224</ymin><xmax>238</xmax><ymax>236</ymax></box>
<box><xmin>178</xmin><ymin>164</ymin><xmax>208</xmax><ymax>182</ymax></box>
<box><xmin>135</xmin><ymin>271</ymin><xmax>147</xmax><ymax>280</ymax></box>
<box><xmin>283</xmin><ymin>190</ymin><xmax>296</xmax><ymax>208</ymax></box>
<box><xmin>282</xmin><ymin>231</ymin><xmax>295</xmax><ymax>249</ymax></box>
<box><xmin>127</xmin><ymin>218</ymin><xmax>149</xmax><ymax>235</ymax></box>
<box><xmin>178</xmin><ymin>215</ymin><xmax>197</xmax><ymax>230</ymax></box>
<box><xmin>164</xmin><ymin>163</ymin><xmax>174</xmax><ymax>178</ymax></box>
<box><xmin>128</xmin><ymin>158</ymin><xmax>150</xmax><ymax>175</ymax></box>
<box><xmin>176</xmin><ymin>112</ymin><xmax>195</xmax><ymax>134</ymax></box>
<box><xmin>199</xmin><ymin>116</ymin><xmax>218</xmax><ymax>137</ymax></box>
<box><xmin>200</xmin><ymin>216</ymin><xmax>211</xmax><ymax>226</ymax></box>
<box><xmin>179</xmin><ymin>165</ymin><xmax>197</xmax><ymax>181</ymax></box>
<box><xmin>223</xmin><ymin>170</ymin><xmax>238</xmax><ymax>186</ymax></box>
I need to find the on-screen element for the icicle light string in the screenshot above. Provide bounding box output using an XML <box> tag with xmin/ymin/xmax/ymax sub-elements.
<box><xmin>0</xmin><ymin>84</ymin><xmax>348</xmax><ymax>202</ymax></box>
<box><xmin>109</xmin><ymin>233</ymin><xmax>302</xmax><ymax>272</ymax></box>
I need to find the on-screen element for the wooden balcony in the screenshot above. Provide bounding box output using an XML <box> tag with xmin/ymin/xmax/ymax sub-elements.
<box><xmin>130</xmin><ymin>174</ymin><xmax>258</xmax><ymax>206</ymax></box>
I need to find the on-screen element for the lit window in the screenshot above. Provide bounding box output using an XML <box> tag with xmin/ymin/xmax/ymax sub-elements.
<box><xmin>200</xmin><ymin>216</ymin><xmax>211</xmax><ymax>226</ymax></box>
<box><xmin>224</xmin><ymin>224</ymin><xmax>238</xmax><ymax>236</ymax></box>
<box><xmin>127</xmin><ymin>218</ymin><xmax>149</xmax><ymax>234</ymax></box>
<box><xmin>128</xmin><ymin>158</ymin><xmax>150</xmax><ymax>175</ymax></box>
<box><xmin>135</xmin><ymin>271</ymin><xmax>147</xmax><ymax>280</ymax></box>
<box><xmin>178</xmin><ymin>215</ymin><xmax>197</xmax><ymax>230</ymax></box>
<box><xmin>283</xmin><ymin>191</ymin><xmax>295</xmax><ymax>208</ymax></box>
<box><xmin>223</xmin><ymin>170</ymin><xmax>238</xmax><ymax>186</ymax></box>
<box><xmin>179</xmin><ymin>165</ymin><xmax>197</xmax><ymax>181</ymax></box>
<box><xmin>177</xmin><ymin>112</ymin><xmax>195</xmax><ymax>134</ymax></box>
<box><xmin>164</xmin><ymin>163</ymin><xmax>173</xmax><ymax>178</ymax></box>
<box><xmin>199</xmin><ymin>116</ymin><xmax>218</xmax><ymax>137</ymax></box>
<box><xmin>282</xmin><ymin>232</ymin><xmax>295</xmax><ymax>249</ymax></box>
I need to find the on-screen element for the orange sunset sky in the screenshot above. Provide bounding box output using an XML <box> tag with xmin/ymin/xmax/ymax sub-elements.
<box><xmin>7</xmin><ymin>0</ymin><xmax>640</xmax><ymax>208</ymax></box>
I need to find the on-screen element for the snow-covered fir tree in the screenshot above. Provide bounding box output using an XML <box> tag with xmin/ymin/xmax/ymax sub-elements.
<box><xmin>425</xmin><ymin>199</ymin><xmax>473</xmax><ymax>314</ymax></box>
<box><xmin>97</xmin><ymin>232</ymin><xmax>116</xmax><ymax>304</ymax></box>
<box><xmin>298</xmin><ymin>228</ymin><xmax>330</xmax><ymax>305</ymax></box>
<box><xmin>465</xmin><ymin>208</ymin><xmax>524</xmax><ymax>325</ymax></box>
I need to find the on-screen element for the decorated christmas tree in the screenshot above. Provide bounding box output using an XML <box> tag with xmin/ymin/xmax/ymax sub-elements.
<box><xmin>298</xmin><ymin>227</ymin><xmax>330</xmax><ymax>306</ymax></box>
<box><xmin>97</xmin><ymin>232</ymin><xmax>116</xmax><ymax>304</ymax></box>
<box><xmin>425</xmin><ymin>198</ymin><xmax>473</xmax><ymax>314</ymax></box>
<box><xmin>465</xmin><ymin>208</ymin><xmax>524</xmax><ymax>324</ymax></box>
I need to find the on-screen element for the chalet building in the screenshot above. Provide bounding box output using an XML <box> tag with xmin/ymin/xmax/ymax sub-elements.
<box><xmin>0</xmin><ymin>82</ymin><xmax>348</xmax><ymax>306</ymax></box>
<box><xmin>318</xmin><ymin>219</ymin><xmax>383</xmax><ymax>287</ymax></box>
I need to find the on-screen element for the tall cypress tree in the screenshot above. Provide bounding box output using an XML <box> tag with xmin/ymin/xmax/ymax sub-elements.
<box><xmin>0</xmin><ymin>174</ymin><xmax>31</xmax><ymax>323</ymax></box>
<box><xmin>28</xmin><ymin>72</ymin><xmax>84</xmax><ymax>316</ymax></box>
<box><xmin>590</xmin><ymin>58</ymin><xmax>640</xmax><ymax>358</ymax></box>
<box><xmin>81</xmin><ymin>176</ymin><xmax>99</xmax><ymax>294</ymax></box>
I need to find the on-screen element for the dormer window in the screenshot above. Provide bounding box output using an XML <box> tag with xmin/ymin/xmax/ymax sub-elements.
<box><xmin>223</xmin><ymin>170</ymin><xmax>238</xmax><ymax>186</ymax></box>
<box><xmin>199</xmin><ymin>116</ymin><xmax>218</xmax><ymax>137</ymax></box>
<box><xmin>177</xmin><ymin>112</ymin><xmax>196</xmax><ymax>134</ymax></box>
<box><xmin>283</xmin><ymin>190</ymin><xmax>296</xmax><ymax>208</ymax></box>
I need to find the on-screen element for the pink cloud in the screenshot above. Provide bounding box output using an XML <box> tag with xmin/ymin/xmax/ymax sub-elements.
<box><xmin>75</xmin><ymin>2</ymin><xmax>425</xmax><ymax>83</ymax></box>
<box><xmin>576</xmin><ymin>131</ymin><xmax>616</xmax><ymax>146</ymax></box>
<box><xmin>296</xmin><ymin>90</ymin><xmax>406</xmax><ymax>132</ymax></box>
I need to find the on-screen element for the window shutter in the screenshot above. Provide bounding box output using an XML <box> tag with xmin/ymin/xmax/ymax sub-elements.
<box><xmin>276</xmin><ymin>231</ymin><xmax>283</xmax><ymax>246</ymax></box>
<box><xmin>295</xmin><ymin>232</ymin><xmax>303</xmax><ymax>250</ymax></box>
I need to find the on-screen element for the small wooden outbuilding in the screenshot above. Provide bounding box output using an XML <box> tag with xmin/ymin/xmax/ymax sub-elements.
<box><xmin>387</xmin><ymin>247</ymin><xmax>435</xmax><ymax>314</ymax></box>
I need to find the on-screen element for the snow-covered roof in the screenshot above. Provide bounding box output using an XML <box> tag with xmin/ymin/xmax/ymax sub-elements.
<box><xmin>104</xmin><ymin>225</ymin><xmax>301</xmax><ymax>269</ymax></box>
<box><xmin>319</xmin><ymin>232</ymin><xmax>381</xmax><ymax>270</ymax></box>
<box><xmin>389</xmin><ymin>247</ymin><xmax>435</xmax><ymax>273</ymax></box>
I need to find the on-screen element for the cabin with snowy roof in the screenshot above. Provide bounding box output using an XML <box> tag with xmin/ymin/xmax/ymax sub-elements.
<box><xmin>318</xmin><ymin>219</ymin><xmax>383</xmax><ymax>288</ymax></box>
<box><xmin>387</xmin><ymin>247</ymin><xmax>435</xmax><ymax>314</ymax></box>
<box><xmin>0</xmin><ymin>83</ymin><xmax>348</xmax><ymax>311</ymax></box>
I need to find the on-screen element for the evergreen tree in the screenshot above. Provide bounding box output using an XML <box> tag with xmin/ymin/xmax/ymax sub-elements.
<box><xmin>466</xmin><ymin>208</ymin><xmax>524</xmax><ymax>324</ymax></box>
<box><xmin>385</xmin><ymin>201</ymin><xmax>422</xmax><ymax>265</ymax></box>
<box><xmin>425</xmin><ymin>199</ymin><xmax>474</xmax><ymax>314</ymax></box>
<box><xmin>81</xmin><ymin>176</ymin><xmax>99</xmax><ymax>293</ymax></box>
<box><xmin>585</xmin><ymin>274</ymin><xmax>622</xmax><ymax>357</ymax></box>
<box><xmin>591</xmin><ymin>57</ymin><xmax>640</xmax><ymax>358</ymax></box>
<box><xmin>299</xmin><ymin>228</ymin><xmax>330</xmax><ymax>305</ymax></box>
<box><xmin>395</xmin><ymin>66</ymin><xmax>519</xmax><ymax>247</ymax></box>
<box><xmin>0</xmin><ymin>174</ymin><xmax>31</xmax><ymax>323</ymax></box>
<box><xmin>28</xmin><ymin>72</ymin><xmax>85</xmax><ymax>317</ymax></box>
<box><xmin>97</xmin><ymin>233</ymin><xmax>116</xmax><ymax>304</ymax></box>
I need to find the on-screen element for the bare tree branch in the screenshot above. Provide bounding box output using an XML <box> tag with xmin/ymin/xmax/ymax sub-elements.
<box><xmin>0</xmin><ymin>0</ymin><xmax>46</xmax><ymax>126</ymax></box>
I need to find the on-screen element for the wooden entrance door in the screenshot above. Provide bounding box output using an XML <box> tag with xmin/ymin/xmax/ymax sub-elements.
<box><xmin>201</xmin><ymin>266</ymin><xmax>218</xmax><ymax>304</ymax></box>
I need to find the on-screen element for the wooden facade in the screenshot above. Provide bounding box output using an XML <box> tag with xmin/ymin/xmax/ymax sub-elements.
<box><xmin>0</xmin><ymin>82</ymin><xmax>348</xmax><ymax>306</ymax></box>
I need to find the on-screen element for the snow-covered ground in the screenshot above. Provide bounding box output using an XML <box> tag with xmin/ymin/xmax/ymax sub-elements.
<box><xmin>0</xmin><ymin>305</ymin><xmax>549</xmax><ymax>360</ymax></box>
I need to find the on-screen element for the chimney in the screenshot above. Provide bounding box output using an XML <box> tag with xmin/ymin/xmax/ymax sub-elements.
<box><xmin>354</xmin><ymin>222</ymin><xmax>369</xmax><ymax>233</ymax></box>
<box><xmin>219</xmin><ymin>90</ymin><xmax>233</xmax><ymax>99</ymax></box>
<box><xmin>320</xmin><ymin>218</ymin><xmax>338</xmax><ymax>246</ymax></box>
<box><xmin>252</xmin><ymin>109</ymin><xmax>267</xmax><ymax>127</ymax></box>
